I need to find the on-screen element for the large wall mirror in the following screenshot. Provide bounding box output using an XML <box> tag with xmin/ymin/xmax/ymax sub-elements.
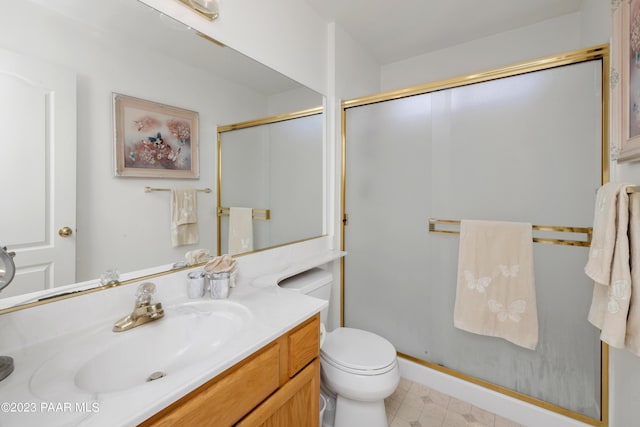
<box><xmin>0</xmin><ymin>0</ymin><xmax>324</xmax><ymax>312</ymax></box>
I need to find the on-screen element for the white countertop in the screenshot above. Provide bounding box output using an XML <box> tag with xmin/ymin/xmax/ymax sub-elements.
<box><xmin>0</xmin><ymin>282</ymin><xmax>326</xmax><ymax>426</ymax></box>
<box><xmin>0</xmin><ymin>241</ymin><xmax>349</xmax><ymax>427</ymax></box>
<box><xmin>0</xmin><ymin>239</ymin><xmax>344</xmax><ymax>426</ymax></box>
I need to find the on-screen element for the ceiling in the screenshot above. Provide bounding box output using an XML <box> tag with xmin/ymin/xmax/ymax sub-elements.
<box><xmin>303</xmin><ymin>0</ymin><xmax>583</xmax><ymax>64</ymax></box>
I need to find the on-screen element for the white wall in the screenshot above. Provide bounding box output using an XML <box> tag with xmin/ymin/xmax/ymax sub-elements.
<box><xmin>332</xmin><ymin>23</ymin><xmax>381</xmax><ymax>100</ymax></box>
<box><xmin>380</xmin><ymin>13</ymin><xmax>582</xmax><ymax>92</ymax></box>
<box><xmin>579</xmin><ymin>0</ymin><xmax>611</xmax><ymax>49</ymax></box>
<box><xmin>267</xmin><ymin>86</ymin><xmax>324</xmax><ymax>115</ymax></box>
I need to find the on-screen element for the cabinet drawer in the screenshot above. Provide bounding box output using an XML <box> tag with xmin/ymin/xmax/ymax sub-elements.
<box><xmin>288</xmin><ymin>315</ymin><xmax>319</xmax><ymax>378</ymax></box>
<box><xmin>141</xmin><ymin>343</ymin><xmax>280</xmax><ymax>427</ymax></box>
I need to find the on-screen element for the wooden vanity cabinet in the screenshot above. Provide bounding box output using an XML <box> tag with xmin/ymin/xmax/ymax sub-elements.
<box><xmin>140</xmin><ymin>314</ymin><xmax>320</xmax><ymax>427</ymax></box>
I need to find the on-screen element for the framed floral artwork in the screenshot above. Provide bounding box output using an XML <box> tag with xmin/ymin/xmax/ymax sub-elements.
<box><xmin>613</xmin><ymin>0</ymin><xmax>640</xmax><ymax>161</ymax></box>
<box><xmin>113</xmin><ymin>93</ymin><xmax>199</xmax><ymax>177</ymax></box>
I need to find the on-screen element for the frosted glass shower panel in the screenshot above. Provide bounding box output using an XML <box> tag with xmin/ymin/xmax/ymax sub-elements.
<box><xmin>219</xmin><ymin>113</ymin><xmax>324</xmax><ymax>254</ymax></box>
<box><xmin>268</xmin><ymin>115</ymin><xmax>324</xmax><ymax>246</ymax></box>
<box><xmin>344</xmin><ymin>60</ymin><xmax>602</xmax><ymax>419</ymax></box>
<box><xmin>344</xmin><ymin>94</ymin><xmax>434</xmax><ymax>353</ymax></box>
<box><xmin>432</xmin><ymin>65</ymin><xmax>601</xmax><ymax>225</ymax></box>
<box><xmin>220</xmin><ymin>126</ymin><xmax>270</xmax><ymax>252</ymax></box>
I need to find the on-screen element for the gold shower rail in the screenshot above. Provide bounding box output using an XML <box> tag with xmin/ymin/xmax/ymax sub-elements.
<box><xmin>144</xmin><ymin>186</ymin><xmax>212</xmax><ymax>193</ymax></box>
<box><xmin>217</xmin><ymin>207</ymin><xmax>271</xmax><ymax>221</ymax></box>
<box><xmin>428</xmin><ymin>218</ymin><xmax>592</xmax><ymax>247</ymax></box>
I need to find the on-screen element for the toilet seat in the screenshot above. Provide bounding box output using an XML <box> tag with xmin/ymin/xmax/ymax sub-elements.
<box><xmin>320</xmin><ymin>328</ymin><xmax>397</xmax><ymax>376</ymax></box>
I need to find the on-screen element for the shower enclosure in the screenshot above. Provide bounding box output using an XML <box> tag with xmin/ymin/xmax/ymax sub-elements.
<box><xmin>341</xmin><ymin>46</ymin><xmax>608</xmax><ymax>425</ymax></box>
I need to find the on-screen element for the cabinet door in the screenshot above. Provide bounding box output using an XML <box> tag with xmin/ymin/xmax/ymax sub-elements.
<box><xmin>288</xmin><ymin>316</ymin><xmax>319</xmax><ymax>377</ymax></box>
<box><xmin>236</xmin><ymin>359</ymin><xmax>319</xmax><ymax>427</ymax></box>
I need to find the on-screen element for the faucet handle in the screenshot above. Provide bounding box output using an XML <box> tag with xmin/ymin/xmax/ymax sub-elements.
<box><xmin>135</xmin><ymin>282</ymin><xmax>157</xmax><ymax>305</ymax></box>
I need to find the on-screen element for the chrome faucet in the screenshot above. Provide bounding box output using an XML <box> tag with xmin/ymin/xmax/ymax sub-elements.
<box><xmin>113</xmin><ymin>282</ymin><xmax>164</xmax><ymax>332</ymax></box>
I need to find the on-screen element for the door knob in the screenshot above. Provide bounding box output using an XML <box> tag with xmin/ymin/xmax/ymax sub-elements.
<box><xmin>58</xmin><ymin>226</ymin><xmax>73</xmax><ymax>237</ymax></box>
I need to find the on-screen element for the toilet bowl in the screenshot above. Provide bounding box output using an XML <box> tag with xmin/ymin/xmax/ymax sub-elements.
<box><xmin>320</xmin><ymin>327</ymin><xmax>399</xmax><ymax>427</ymax></box>
<box><xmin>278</xmin><ymin>269</ymin><xmax>400</xmax><ymax>427</ymax></box>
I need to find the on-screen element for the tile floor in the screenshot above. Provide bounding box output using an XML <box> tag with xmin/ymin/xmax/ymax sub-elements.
<box><xmin>385</xmin><ymin>377</ymin><xmax>526</xmax><ymax>427</ymax></box>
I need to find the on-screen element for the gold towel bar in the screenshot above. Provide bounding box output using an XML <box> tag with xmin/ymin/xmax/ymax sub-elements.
<box><xmin>217</xmin><ymin>207</ymin><xmax>271</xmax><ymax>221</ymax></box>
<box><xmin>428</xmin><ymin>218</ymin><xmax>592</xmax><ymax>247</ymax></box>
<box><xmin>144</xmin><ymin>186</ymin><xmax>212</xmax><ymax>193</ymax></box>
<box><xmin>628</xmin><ymin>186</ymin><xmax>640</xmax><ymax>194</ymax></box>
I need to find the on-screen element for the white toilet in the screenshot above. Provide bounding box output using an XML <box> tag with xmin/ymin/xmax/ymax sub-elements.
<box><xmin>278</xmin><ymin>268</ymin><xmax>400</xmax><ymax>427</ymax></box>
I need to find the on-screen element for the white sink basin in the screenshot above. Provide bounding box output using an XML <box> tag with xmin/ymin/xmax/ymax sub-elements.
<box><xmin>30</xmin><ymin>300</ymin><xmax>251</xmax><ymax>399</ymax></box>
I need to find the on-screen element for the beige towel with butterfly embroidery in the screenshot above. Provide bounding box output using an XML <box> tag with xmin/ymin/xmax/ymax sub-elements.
<box><xmin>171</xmin><ymin>189</ymin><xmax>199</xmax><ymax>248</ymax></box>
<box><xmin>453</xmin><ymin>220</ymin><xmax>538</xmax><ymax>350</ymax></box>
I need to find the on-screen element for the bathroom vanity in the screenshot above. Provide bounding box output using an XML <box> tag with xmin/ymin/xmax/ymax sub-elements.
<box><xmin>142</xmin><ymin>314</ymin><xmax>320</xmax><ymax>426</ymax></box>
<box><xmin>0</xmin><ymin>241</ymin><xmax>343</xmax><ymax>426</ymax></box>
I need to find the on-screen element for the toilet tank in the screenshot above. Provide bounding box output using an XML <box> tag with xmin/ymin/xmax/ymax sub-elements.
<box><xmin>278</xmin><ymin>268</ymin><xmax>332</xmax><ymax>323</ymax></box>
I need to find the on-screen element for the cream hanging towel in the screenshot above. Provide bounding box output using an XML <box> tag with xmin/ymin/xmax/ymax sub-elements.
<box><xmin>453</xmin><ymin>220</ymin><xmax>538</xmax><ymax>350</ymax></box>
<box><xmin>626</xmin><ymin>193</ymin><xmax>640</xmax><ymax>354</ymax></box>
<box><xmin>228</xmin><ymin>207</ymin><xmax>253</xmax><ymax>255</ymax></box>
<box><xmin>170</xmin><ymin>189</ymin><xmax>199</xmax><ymax>248</ymax></box>
<box><xmin>585</xmin><ymin>182</ymin><xmax>640</xmax><ymax>352</ymax></box>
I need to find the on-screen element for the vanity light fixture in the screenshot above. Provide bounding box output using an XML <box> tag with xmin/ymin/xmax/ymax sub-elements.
<box><xmin>176</xmin><ymin>0</ymin><xmax>220</xmax><ymax>20</ymax></box>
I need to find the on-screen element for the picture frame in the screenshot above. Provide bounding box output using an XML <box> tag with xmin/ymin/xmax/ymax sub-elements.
<box><xmin>113</xmin><ymin>93</ymin><xmax>199</xmax><ymax>178</ymax></box>
<box><xmin>613</xmin><ymin>0</ymin><xmax>640</xmax><ymax>161</ymax></box>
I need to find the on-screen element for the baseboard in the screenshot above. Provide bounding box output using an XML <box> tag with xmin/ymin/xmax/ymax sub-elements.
<box><xmin>397</xmin><ymin>357</ymin><xmax>592</xmax><ymax>427</ymax></box>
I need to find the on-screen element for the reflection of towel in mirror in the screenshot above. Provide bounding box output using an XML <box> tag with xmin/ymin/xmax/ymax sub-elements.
<box><xmin>185</xmin><ymin>249</ymin><xmax>210</xmax><ymax>265</ymax></box>
<box><xmin>453</xmin><ymin>220</ymin><xmax>538</xmax><ymax>350</ymax></box>
<box><xmin>171</xmin><ymin>189</ymin><xmax>199</xmax><ymax>248</ymax></box>
<box><xmin>228</xmin><ymin>207</ymin><xmax>253</xmax><ymax>255</ymax></box>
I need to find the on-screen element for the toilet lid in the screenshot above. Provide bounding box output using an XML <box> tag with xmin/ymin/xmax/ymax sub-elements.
<box><xmin>321</xmin><ymin>328</ymin><xmax>396</xmax><ymax>373</ymax></box>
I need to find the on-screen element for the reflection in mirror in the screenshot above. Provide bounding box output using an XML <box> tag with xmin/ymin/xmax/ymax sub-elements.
<box><xmin>217</xmin><ymin>109</ymin><xmax>325</xmax><ymax>255</ymax></box>
<box><xmin>0</xmin><ymin>247</ymin><xmax>16</xmax><ymax>292</ymax></box>
<box><xmin>0</xmin><ymin>0</ymin><xmax>323</xmax><ymax>312</ymax></box>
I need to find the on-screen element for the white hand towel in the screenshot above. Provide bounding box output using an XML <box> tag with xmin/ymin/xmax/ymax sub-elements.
<box><xmin>586</xmin><ymin>183</ymin><xmax>633</xmax><ymax>348</ymax></box>
<box><xmin>585</xmin><ymin>182</ymin><xmax>632</xmax><ymax>284</ymax></box>
<box><xmin>228</xmin><ymin>207</ymin><xmax>253</xmax><ymax>255</ymax></box>
<box><xmin>170</xmin><ymin>189</ymin><xmax>199</xmax><ymax>248</ymax></box>
<box><xmin>453</xmin><ymin>220</ymin><xmax>538</xmax><ymax>350</ymax></box>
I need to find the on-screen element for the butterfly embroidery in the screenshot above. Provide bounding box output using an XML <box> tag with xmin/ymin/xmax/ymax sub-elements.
<box><xmin>488</xmin><ymin>299</ymin><xmax>526</xmax><ymax>322</ymax></box>
<box><xmin>607</xmin><ymin>280</ymin><xmax>630</xmax><ymax>314</ymax></box>
<box><xmin>464</xmin><ymin>271</ymin><xmax>491</xmax><ymax>293</ymax></box>
<box><xmin>498</xmin><ymin>264</ymin><xmax>519</xmax><ymax>278</ymax></box>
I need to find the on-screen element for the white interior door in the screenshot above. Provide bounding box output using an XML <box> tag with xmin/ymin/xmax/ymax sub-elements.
<box><xmin>0</xmin><ymin>48</ymin><xmax>76</xmax><ymax>297</ymax></box>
